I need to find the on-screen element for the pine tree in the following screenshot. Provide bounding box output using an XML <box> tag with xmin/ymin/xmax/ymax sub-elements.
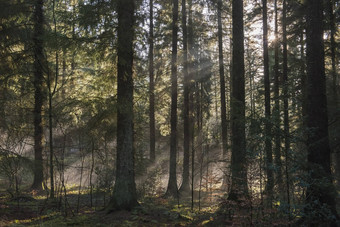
<box><xmin>305</xmin><ymin>0</ymin><xmax>338</xmax><ymax>223</ymax></box>
<box><xmin>217</xmin><ymin>0</ymin><xmax>229</xmax><ymax>190</ymax></box>
<box><xmin>180</xmin><ymin>0</ymin><xmax>191</xmax><ymax>193</ymax></box>
<box><xmin>229</xmin><ymin>0</ymin><xmax>247</xmax><ymax>200</ymax></box>
<box><xmin>149</xmin><ymin>0</ymin><xmax>156</xmax><ymax>163</ymax></box>
<box><xmin>166</xmin><ymin>0</ymin><xmax>179</xmax><ymax>197</ymax></box>
<box><xmin>108</xmin><ymin>0</ymin><xmax>138</xmax><ymax>211</ymax></box>
<box><xmin>262</xmin><ymin>0</ymin><xmax>273</xmax><ymax>203</ymax></box>
<box><xmin>31</xmin><ymin>0</ymin><xmax>45</xmax><ymax>191</ymax></box>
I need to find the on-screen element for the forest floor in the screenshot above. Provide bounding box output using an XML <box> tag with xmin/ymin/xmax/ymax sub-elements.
<box><xmin>0</xmin><ymin>188</ymin><xmax>294</xmax><ymax>226</ymax></box>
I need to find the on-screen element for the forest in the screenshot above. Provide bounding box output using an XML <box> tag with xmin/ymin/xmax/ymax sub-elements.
<box><xmin>0</xmin><ymin>0</ymin><xmax>339</xmax><ymax>226</ymax></box>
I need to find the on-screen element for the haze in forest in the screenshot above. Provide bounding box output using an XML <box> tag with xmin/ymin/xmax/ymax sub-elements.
<box><xmin>0</xmin><ymin>0</ymin><xmax>339</xmax><ymax>226</ymax></box>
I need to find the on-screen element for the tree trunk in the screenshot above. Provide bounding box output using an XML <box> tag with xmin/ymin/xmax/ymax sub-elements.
<box><xmin>217</xmin><ymin>0</ymin><xmax>229</xmax><ymax>191</ymax></box>
<box><xmin>180</xmin><ymin>0</ymin><xmax>190</xmax><ymax>193</ymax></box>
<box><xmin>328</xmin><ymin>0</ymin><xmax>340</xmax><ymax>191</ymax></box>
<box><xmin>273</xmin><ymin>0</ymin><xmax>283</xmax><ymax>198</ymax></box>
<box><xmin>188</xmin><ymin>0</ymin><xmax>195</xmax><ymax>208</ymax></box>
<box><xmin>229</xmin><ymin>0</ymin><xmax>247</xmax><ymax>200</ymax></box>
<box><xmin>166</xmin><ymin>0</ymin><xmax>179</xmax><ymax>197</ymax></box>
<box><xmin>31</xmin><ymin>0</ymin><xmax>44</xmax><ymax>191</ymax></box>
<box><xmin>149</xmin><ymin>0</ymin><xmax>156</xmax><ymax>163</ymax></box>
<box><xmin>48</xmin><ymin>0</ymin><xmax>59</xmax><ymax>199</ymax></box>
<box><xmin>329</xmin><ymin>0</ymin><xmax>337</xmax><ymax>106</ymax></box>
<box><xmin>305</xmin><ymin>0</ymin><xmax>338</xmax><ymax>223</ymax></box>
<box><xmin>108</xmin><ymin>0</ymin><xmax>137</xmax><ymax>211</ymax></box>
<box><xmin>282</xmin><ymin>0</ymin><xmax>290</xmax><ymax>208</ymax></box>
<box><xmin>262</xmin><ymin>0</ymin><xmax>273</xmax><ymax>204</ymax></box>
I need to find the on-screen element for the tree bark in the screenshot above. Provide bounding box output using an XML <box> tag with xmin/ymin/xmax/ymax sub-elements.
<box><xmin>282</xmin><ymin>0</ymin><xmax>290</xmax><ymax>207</ymax></box>
<box><xmin>166</xmin><ymin>0</ymin><xmax>179</xmax><ymax>197</ymax></box>
<box><xmin>262</xmin><ymin>0</ymin><xmax>273</xmax><ymax>203</ymax></box>
<box><xmin>229</xmin><ymin>0</ymin><xmax>247</xmax><ymax>200</ymax></box>
<box><xmin>188</xmin><ymin>0</ymin><xmax>195</xmax><ymax>208</ymax></box>
<box><xmin>180</xmin><ymin>0</ymin><xmax>191</xmax><ymax>193</ymax></box>
<box><xmin>31</xmin><ymin>0</ymin><xmax>44</xmax><ymax>191</ymax></box>
<box><xmin>273</xmin><ymin>0</ymin><xmax>283</xmax><ymax>198</ymax></box>
<box><xmin>329</xmin><ymin>0</ymin><xmax>337</xmax><ymax>106</ymax></box>
<box><xmin>108</xmin><ymin>0</ymin><xmax>137</xmax><ymax>211</ymax></box>
<box><xmin>149</xmin><ymin>0</ymin><xmax>156</xmax><ymax>163</ymax></box>
<box><xmin>305</xmin><ymin>0</ymin><xmax>338</xmax><ymax>223</ymax></box>
<box><xmin>217</xmin><ymin>0</ymin><xmax>229</xmax><ymax>191</ymax></box>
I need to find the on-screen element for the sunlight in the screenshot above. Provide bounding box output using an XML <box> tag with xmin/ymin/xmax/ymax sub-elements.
<box><xmin>269</xmin><ymin>33</ymin><xmax>276</xmax><ymax>42</ymax></box>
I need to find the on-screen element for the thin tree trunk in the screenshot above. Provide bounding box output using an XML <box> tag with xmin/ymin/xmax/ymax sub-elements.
<box><xmin>282</xmin><ymin>0</ymin><xmax>290</xmax><ymax>209</ymax></box>
<box><xmin>166</xmin><ymin>0</ymin><xmax>179</xmax><ymax>197</ymax></box>
<box><xmin>188</xmin><ymin>0</ymin><xmax>195</xmax><ymax>208</ymax></box>
<box><xmin>300</xmin><ymin>25</ymin><xmax>306</xmax><ymax>121</ymax></box>
<box><xmin>90</xmin><ymin>141</ymin><xmax>95</xmax><ymax>208</ymax></box>
<box><xmin>329</xmin><ymin>0</ymin><xmax>337</xmax><ymax>106</ymax></box>
<box><xmin>48</xmin><ymin>74</ymin><xmax>55</xmax><ymax>199</ymax></box>
<box><xmin>273</xmin><ymin>0</ymin><xmax>283</xmax><ymax>199</ymax></box>
<box><xmin>62</xmin><ymin>49</ymin><xmax>66</xmax><ymax>99</ymax></box>
<box><xmin>108</xmin><ymin>0</ymin><xmax>137</xmax><ymax>211</ymax></box>
<box><xmin>31</xmin><ymin>0</ymin><xmax>44</xmax><ymax>191</ymax></box>
<box><xmin>77</xmin><ymin>150</ymin><xmax>84</xmax><ymax>213</ymax></box>
<box><xmin>305</xmin><ymin>0</ymin><xmax>338</xmax><ymax>224</ymax></box>
<box><xmin>218</xmin><ymin>0</ymin><xmax>229</xmax><ymax>191</ymax></box>
<box><xmin>198</xmin><ymin>152</ymin><xmax>203</xmax><ymax>211</ymax></box>
<box><xmin>328</xmin><ymin>1</ymin><xmax>340</xmax><ymax>190</ymax></box>
<box><xmin>48</xmin><ymin>0</ymin><xmax>59</xmax><ymax>199</ymax></box>
<box><xmin>262</xmin><ymin>0</ymin><xmax>273</xmax><ymax>204</ymax></box>
<box><xmin>149</xmin><ymin>0</ymin><xmax>156</xmax><ymax>163</ymax></box>
<box><xmin>229</xmin><ymin>0</ymin><xmax>247</xmax><ymax>200</ymax></box>
<box><xmin>180</xmin><ymin>0</ymin><xmax>190</xmax><ymax>193</ymax></box>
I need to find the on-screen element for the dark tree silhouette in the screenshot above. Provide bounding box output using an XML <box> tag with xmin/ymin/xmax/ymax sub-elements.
<box><xmin>229</xmin><ymin>0</ymin><xmax>247</xmax><ymax>200</ymax></box>
<box><xmin>273</xmin><ymin>0</ymin><xmax>283</xmax><ymax>197</ymax></box>
<box><xmin>305</xmin><ymin>0</ymin><xmax>338</xmax><ymax>223</ymax></box>
<box><xmin>166</xmin><ymin>0</ymin><xmax>179</xmax><ymax>197</ymax></box>
<box><xmin>217</xmin><ymin>0</ymin><xmax>229</xmax><ymax>190</ymax></box>
<box><xmin>282</xmin><ymin>0</ymin><xmax>290</xmax><ymax>207</ymax></box>
<box><xmin>149</xmin><ymin>0</ymin><xmax>155</xmax><ymax>163</ymax></box>
<box><xmin>31</xmin><ymin>0</ymin><xmax>44</xmax><ymax>191</ymax></box>
<box><xmin>262</xmin><ymin>0</ymin><xmax>273</xmax><ymax>203</ymax></box>
<box><xmin>108</xmin><ymin>0</ymin><xmax>138</xmax><ymax>211</ymax></box>
<box><xmin>180</xmin><ymin>0</ymin><xmax>191</xmax><ymax>193</ymax></box>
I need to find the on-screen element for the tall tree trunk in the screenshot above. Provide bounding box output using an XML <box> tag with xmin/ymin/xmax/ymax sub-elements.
<box><xmin>282</xmin><ymin>0</ymin><xmax>290</xmax><ymax>207</ymax></box>
<box><xmin>300</xmin><ymin>26</ymin><xmax>306</xmax><ymax>121</ymax></box>
<box><xmin>149</xmin><ymin>0</ymin><xmax>155</xmax><ymax>163</ymax></box>
<box><xmin>217</xmin><ymin>0</ymin><xmax>229</xmax><ymax>190</ymax></box>
<box><xmin>262</xmin><ymin>0</ymin><xmax>273</xmax><ymax>204</ymax></box>
<box><xmin>329</xmin><ymin>0</ymin><xmax>337</xmax><ymax>106</ymax></box>
<box><xmin>31</xmin><ymin>0</ymin><xmax>44</xmax><ymax>191</ymax></box>
<box><xmin>180</xmin><ymin>0</ymin><xmax>190</xmax><ymax>193</ymax></box>
<box><xmin>188</xmin><ymin>0</ymin><xmax>195</xmax><ymax>208</ymax></box>
<box><xmin>328</xmin><ymin>0</ymin><xmax>340</xmax><ymax>192</ymax></box>
<box><xmin>108</xmin><ymin>0</ymin><xmax>137</xmax><ymax>211</ymax></box>
<box><xmin>166</xmin><ymin>0</ymin><xmax>179</xmax><ymax>197</ymax></box>
<box><xmin>229</xmin><ymin>0</ymin><xmax>247</xmax><ymax>200</ymax></box>
<box><xmin>273</xmin><ymin>0</ymin><xmax>283</xmax><ymax>198</ymax></box>
<box><xmin>48</xmin><ymin>0</ymin><xmax>59</xmax><ymax>199</ymax></box>
<box><xmin>305</xmin><ymin>0</ymin><xmax>338</xmax><ymax>223</ymax></box>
